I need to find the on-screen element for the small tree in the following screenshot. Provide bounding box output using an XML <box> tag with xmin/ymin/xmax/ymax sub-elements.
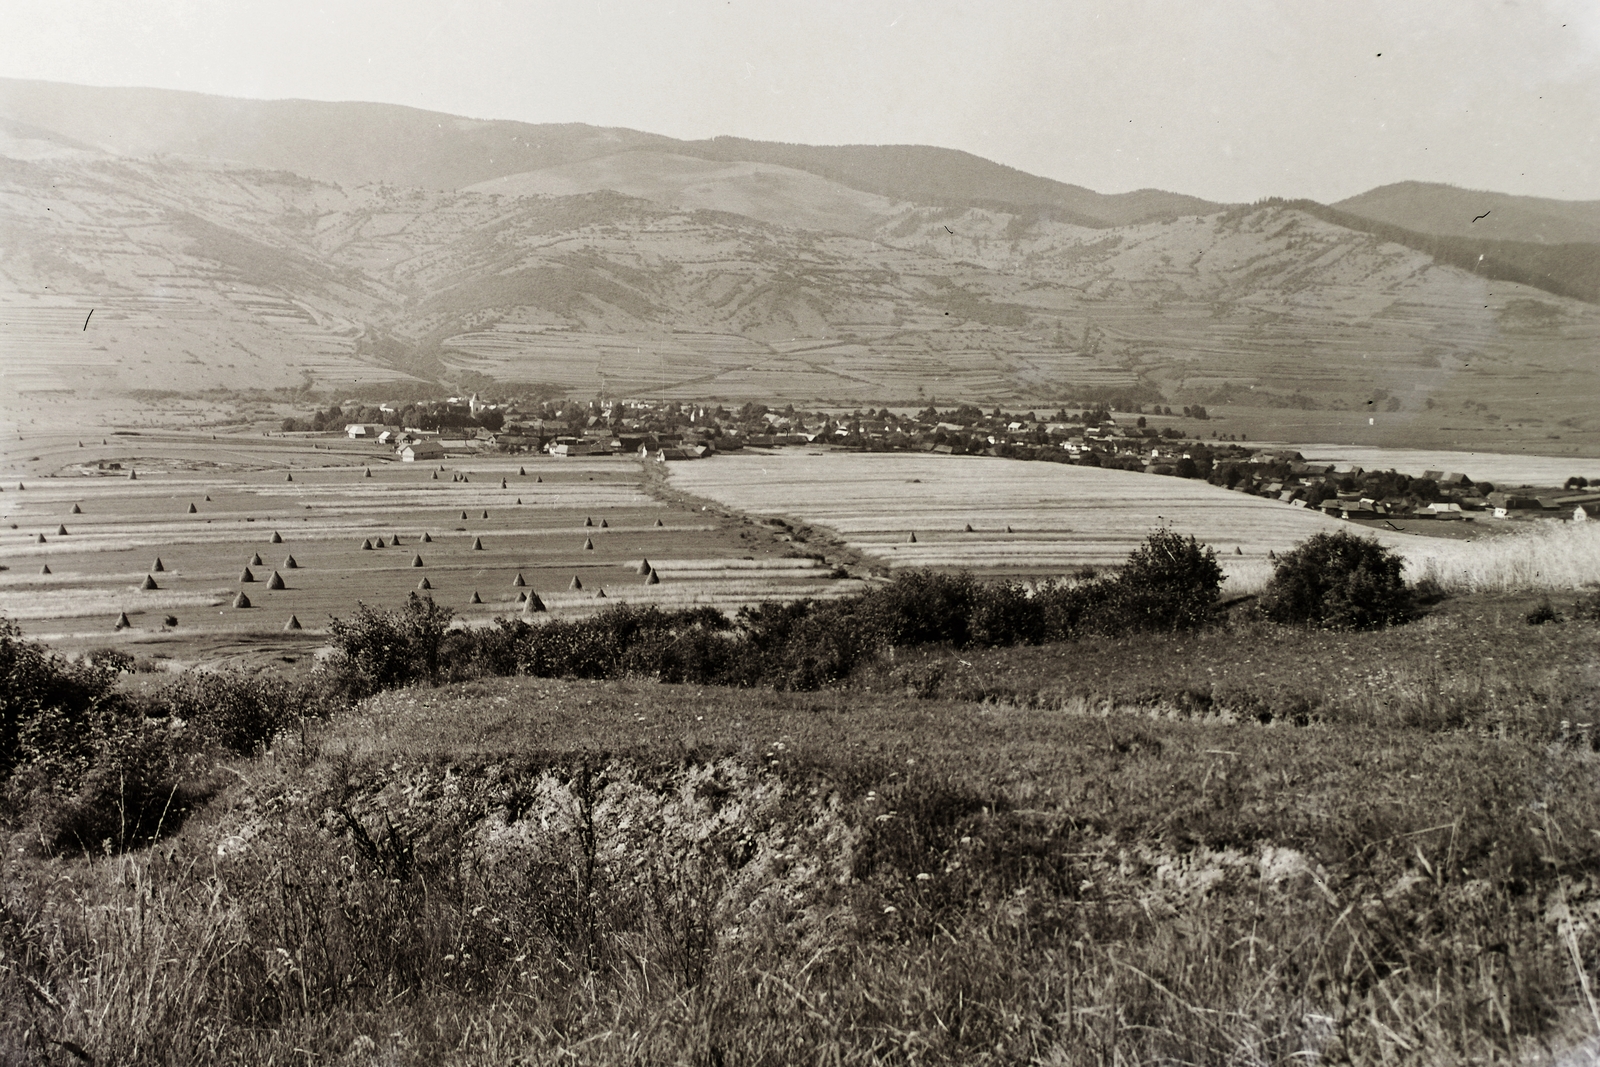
<box><xmin>1109</xmin><ymin>529</ymin><xmax>1223</xmax><ymax>632</ymax></box>
<box><xmin>1258</xmin><ymin>531</ymin><xmax>1412</xmax><ymax>630</ymax></box>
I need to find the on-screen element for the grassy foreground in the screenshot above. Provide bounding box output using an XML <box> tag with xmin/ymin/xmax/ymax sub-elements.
<box><xmin>5</xmin><ymin>595</ymin><xmax>1600</xmax><ymax>1065</ymax></box>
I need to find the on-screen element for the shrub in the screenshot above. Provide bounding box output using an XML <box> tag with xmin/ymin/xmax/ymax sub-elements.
<box><xmin>1258</xmin><ymin>531</ymin><xmax>1414</xmax><ymax>630</ymax></box>
<box><xmin>323</xmin><ymin>593</ymin><xmax>455</xmax><ymax>694</ymax></box>
<box><xmin>0</xmin><ymin>616</ymin><xmax>125</xmax><ymax>780</ymax></box>
<box><xmin>155</xmin><ymin>670</ymin><xmax>323</xmax><ymax>755</ymax></box>
<box><xmin>1106</xmin><ymin>528</ymin><xmax>1224</xmax><ymax>632</ymax></box>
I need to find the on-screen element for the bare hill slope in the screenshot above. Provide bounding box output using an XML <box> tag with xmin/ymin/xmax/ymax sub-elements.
<box><xmin>1336</xmin><ymin>181</ymin><xmax>1600</xmax><ymax>245</ymax></box>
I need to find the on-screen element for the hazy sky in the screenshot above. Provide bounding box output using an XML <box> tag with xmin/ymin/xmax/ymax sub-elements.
<box><xmin>2</xmin><ymin>0</ymin><xmax>1597</xmax><ymax>203</ymax></box>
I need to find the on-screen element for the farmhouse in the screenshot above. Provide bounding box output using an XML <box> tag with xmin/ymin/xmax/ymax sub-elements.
<box><xmin>400</xmin><ymin>440</ymin><xmax>446</xmax><ymax>462</ymax></box>
<box><xmin>345</xmin><ymin>423</ymin><xmax>384</xmax><ymax>438</ymax></box>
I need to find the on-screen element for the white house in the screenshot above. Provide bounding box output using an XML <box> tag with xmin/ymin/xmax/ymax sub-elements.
<box><xmin>400</xmin><ymin>440</ymin><xmax>446</xmax><ymax>462</ymax></box>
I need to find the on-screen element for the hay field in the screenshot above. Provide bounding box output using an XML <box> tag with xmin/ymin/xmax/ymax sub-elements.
<box><xmin>668</xmin><ymin>452</ymin><xmax>1358</xmax><ymax>589</ymax></box>
<box><xmin>0</xmin><ymin>437</ymin><xmax>856</xmax><ymax>659</ymax></box>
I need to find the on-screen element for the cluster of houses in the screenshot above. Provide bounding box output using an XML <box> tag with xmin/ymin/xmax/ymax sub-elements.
<box><xmin>334</xmin><ymin>397</ymin><xmax>1599</xmax><ymax>524</ymax></box>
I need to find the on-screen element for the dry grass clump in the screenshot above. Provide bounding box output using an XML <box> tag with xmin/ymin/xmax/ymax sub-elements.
<box><xmin>1408</xmin><ymin>520</ymin><xmax>1600</xmax><ymax>593</ymax></box>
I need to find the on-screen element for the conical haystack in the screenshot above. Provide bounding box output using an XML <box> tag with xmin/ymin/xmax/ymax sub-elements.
<box><xmin>964</xmin><ymin>523</ymin><xmax>973</xmax><ymax>532</ymax></box>
<box><xmin>187</xmin><ymin>502</ymin><xmax>198</xmax><ymax>513</ymax></box>
<box><xmin>364</xmin><ymin>467</ymin><xmax>372</xmax><ymax>478</ymax></box>
<box><xmin>595</xmin><ymin>588</ymin><xmax>607</xmax><ymax>598</ymax></box>
<box><xmin>39</xmin><ymin>564</ymin><xmax>51</xmax><ymax>575</ymax></box>
<box><xmin>644</xmin><ymin>569</ymin><xmax>660</xmax><ymax>585</ymax></box>
<box><xmin>233</xmin><ymin>591</ymin><xmax>251</xmax><ymax>609</ymax></box>
<box><xmin>461</xmin><ymin>475</ymin><xmax>469</xmax><ymax>483</ymax></box>
<box><xmin>115</xmin><ymin>611</ymin><xmax>131</xmax><ymax>630</ymax></box>
<box><xmin>249</xmin><ymin>553</ymin><xmax>263</xmax><ymax>566</ymax></box>
<box><xmin>500</xmin><ymin>478</ymin><xmax>507</xmax><ymax>488</ymax></box>
<box><xmin>1006</xmin><ymin>525</ymin><xmax>1013</xmax><ymax>534</ymax></box>
<box><xmin>56</xmin><ymin>524</ymin><xmax>68</xmax><ymax>536</ymax></box>
<box><xmin>34</xmin><ymin>533</ymin><xmax>46</xmax><ymax>544</ymax></box>
<box><xmin>524</xmin><ymin>591</ymin><xmax>546</xmax><ymax>612</ymax></box>
<box><xmin>653</xmin><ymin>518</ymin><xmax>663</xmax><ymax>527</ymax></box>
<box><xmin>240</xmin><ymin>567</ymin><xmax>255</xmax><ymax>582</ymax></box>
<box><xmin>482</xmin><ymin>510</ymin><xmax>489</xmax><ymax>519</ymax></box>
<box><xmin>284</xmin><ymin>555</ymin><xmax>298</xmax><ymax>568</ymax></box>
<box><xmin>584</xmin><ymin>516</ymin><xmax>593</xmax><ymax>527</ymax></box>
<box><xmin>536</xmin><ymin>475</ymin><xmax>542</xmax><ymax>483</ymax></box>
<box><xmin>518</xmin><ymin>467</ymin><xmax>526</xmax><ymax>476</ymax></box>
<box><xmin>205</xmin><ymin>495</ymin><xmax>211</xmax><ymax>502</ymax></box>
<box><xmin>286</xmin><ymin>473</ymin><xmax>294</xmax><ymax>482</ymax></box>
<box><xmin>1234</xmin><ymin>546</ymin><xmax>1243</xmax><ymax>555</ymax></box>
<box><xmin>461</xmin><ymin>510</ymin><xmax>469</xmax><ymax>520</ymax></box>
<box><xmin>515</xmin><ymin>591</ymin><xmax>526</xmax><ymax>603</ymax></box>
<box><xmin>472</xmin><ymin>536</ymin><xmax>484</xmax><ymax>550</ymax></box>
<box><xmin>469</xmin><ymin>591</ymin><xmax>482</xmax><ymax>604</ymax></box>
<box><xmin>141</xmin><ymin>574</ymin><xmax>159</xmax><ymax>590</ymax></box>
<box><xmin>637</xmin><ymin>558</ymin><xmax>651</xmax><ymax>575</ymax></box>
<box><xmin>267</xmin><ymin>571</ymin><xmax>285</xmax><ymax>590</ymax></box>
<box><xmin>583</xmin><ymin>537</ymin><xmax>594</xmax><ymax>550</ymax></box>
<box><xmin>70</xmin><ymin>503</ymin><xmax>81</xmax><ymax>514</ymax></box>
<box><xmin>569</xmin><ymin>575</ymin><xmax>583</xmax><ymax>590</ymax></box>
<box><xmin>417</xmin><ymin>577</ymin><xmax>432</xmax><ymax>590</ymax></box>
<box><xmin>128</xmin><ymin>470</ymin><xmax>136</xmax><ymax>480</ymax></box>
<box><xmin>270</xmin><ymin>531</ymin><xmax>283</xmax><ymax>543</ymax></box>
<box><xmin>285</xmin><ymin>615</ymin><xmax>302</xmax><ymax>631</ymax></box>
<box><xmin>512</xmin><ymin>573</ymin><xmax>526</xmax><ymax>587</ymax></box>
<box><xmin>907</xmin><ymin>532</ymin><xmax>917</xmax><ymax>543</ymax></box>
<box><xmin>431</xmin><ymin>470</ymin><xmax>438</xmax><ymax>480</ymax></box>
<box><xmin>420</xmin><ymin>531</ymin><xmax>432</xmax><ymax>543</ymax></box>
<box><xmin>412</xmin><ymin>554</ymin><xmax>424</xmax><ymax>567</ymax></box>
<box><xmin>599</xmin><ymin>518</ymin><xmax>609</xmax><ymax>529</ymax></box>
<box><xmin>516</xmin><ymin>498</ymin><xmax>522</xmax><ymax>504</ymax></box>
<box><xmin>361</xmin><ymin>538</ymin><xmax>372</xmax><ymax>549</ymax></box>
<box><xmin>152</xmin><ymin>557</ymin><xmax>164</xmax><ymax>572</ymax></box>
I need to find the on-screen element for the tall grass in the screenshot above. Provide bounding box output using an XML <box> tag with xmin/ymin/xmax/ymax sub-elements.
<box><xmin>1410</xmin><ymin>521</ymin><xmax>1600</xmax><ymax>593</ymax></box>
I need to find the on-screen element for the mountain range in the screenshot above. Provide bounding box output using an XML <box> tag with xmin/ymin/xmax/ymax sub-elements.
<box><xmin>0</xmin><ymin>77</ymin><xmax>1595</xmax><ymax>448</ymax></box>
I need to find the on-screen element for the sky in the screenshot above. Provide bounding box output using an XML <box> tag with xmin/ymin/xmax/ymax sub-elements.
<box><xmin>1</xmin><ymin>0</ymin><xmax>1597</xmax><ymax>203</ymax></box>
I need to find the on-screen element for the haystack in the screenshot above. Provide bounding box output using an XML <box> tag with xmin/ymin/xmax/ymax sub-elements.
<box><xmin>569</xmin><ymin>575</ymin><xmax>583</xmax><ymax>590</ymax></box>
<box><xmin>472</xmin><ymin>536</ymin><xmax>484</xmax><ymax>550</ymax></box>
<box><xmin>637</xmin><ymin>557</ymin><xmax>651</xmax><ymax>574</ymax></box>
<box><xmin>70</xmin><ymin>504</ymin><xmax>81</xmax><ymax>514</ymax></box>
<box><xmin>128</xmin><ymin>471</ymin><xmax>136</xmax><ymax>480</ymax></box>
<box><xmin>461</xmin><ymin>510</ymin><xmax>469</xmax><ymax>520</ymax></box>
<box><xmin>141</xmin><ymin>574</ymin><xmax>159</xmax><ymax>590</ymax></box>
<box><xmin>516</xmin><ymin>498</ymin><xmax>522</xmax><ymax>504</ymax></box>
<box><xmin>364</xmin><ymin>467</ymin><xmax>372</xmax><ymax>478</ymax></box>
<box><xmin>421</xmin><ymin>532</ymin><xmax>432</xmax><ymax>542</ymax></box>
<box><xmin>584</xmin><ymin>516</ymin><xmax>594</xmax><ymax>527</ymax></box>
<box><xmin>500</xmin><ymin>478</ymin><xmax>507</xmax><ymax>488</ymax></box>
<box><xmin>361</xmin><ymin>538</ymin><xmax>372</xmax><ymax>550</ymax></box>
<box><xmin>644</xmin><ymin>569</ymin><xmax>660</xmax><ymax>585</ymax></box>
<box><xmin>266</xmin><ymin>571</ymin><xmax>285</xmax><ymax>590</ymax></box>
<box><xmin>249</xmin><ymin>553</ymin><xmax>263</xmax><ymax>566</ymax></box>
<box><xmin>482</xmin><ymin>510</ymin><xmax>489</xmax><ymax>519</ymax></box>
<box><xmin>286</xmin><ymin>473</ymin><xmax>294</xmax><ymax>482</ymax></box>
<box><xmin>411</xmin><ymin>554</ymin><xmax>424</xmax><ymax>567</ymax></box>
<box><xmin>187</xmin><ymin>503</ymin><xmax>198</xmax><ymax>513</ymax></box>
<box><xmin>513</xmin><ymin>573</ymin><xmax>526</xmax><ymax>587</ymax></box>
<box><xmin>115</xmin><ymin>611</ymin><xmax>131</xmax><ymax>630</ymax></box>
<box><xmin>595</xmin><ymin>588</ymin><xmax>607</xmax><ymax>598</ymax></box>
<box><xmin>34</xmin><ymin>533</ymin><xmax>45</xmax><ymax>544</ymax></box>
<box><xmin>964</xmin><ymin>523</ymin><xmax>973</xmax><ymax>532</ymax></box>
<box><xmin>285</xmin><ymin>615</ymin><xmax>302</xmax><ymax>631</ymax></box>
<box><xmin>56</xmin><ymin>524</ymin><xmax>68</xmax><ymax>536</ymax></box>
<box><xmin>907</xmin><ymin>532</ymin><xmax>917</xmax><ymax>544</ymax></box>
<box><xmin>233</xmin><ymin>592</ymin><xmax>251</xmax><ymax>609</ymax></box>
<box><xmin>518</xmin><ymin>467</ymin><xmax>526</xmax><ymax>476</ymax></box>
<box><xmin>152</xmin><ymin>557</ymin><xmax>164</xmax><ymax>571</ymax></box>
<box><xmin>283</xmin><ymin>555</ymin><xmax>298</xmax><ymax>568</ymax></box>
<box><xmin>599</xmin><ymin>518</ymin><xmax>609</xmax><ymax>529</ymax></box>
<box><xmin>524</xmin><ymin>591</ymin><xmax>546</xmax><ymax>613</ymax></box>
<box><xmin>583</xmin><ymin>537</ymin><xmax>594</xmax><ymax>550</ymax></box>
<box><xmin>39</xmin><ymin>564</ymin><xmax>50</xmax><ymax>575</ymax></box>
<box><xmin>270</xmin><ymin>531</ymin><xmax>283</xmax><ymax>543</ymax></box>
<box><xmin>653</xmin><ymin>518</ymin><xmax>663</xmax><ymax>527</ymax></box>
<box><xmin>536</xmin><ymin>475</ymin><xmax>542</xmax><ymax>483</ymax></box>
<box><xmin>417</xmin><ymin>577</ymin><xmax>432</xmax><ymax>590</ymax></box>
<box><xmin>431</xmin><ymin>471</ymin><xmax>438</xmax><ymax>480</ymax></box>
<box><xmin>469</xmin><ymin>591</ymin><xmax>482</xmax><ymax>604</ymax></box>
<box><xmin>240</xmin><ymin>567</ymin><xmax>255</xmax><ymax>583</ymax></box>
<box><xmin>515</xmin><ymin>591</ymin><xmax>527</xmax><ymax>603</ymax></box>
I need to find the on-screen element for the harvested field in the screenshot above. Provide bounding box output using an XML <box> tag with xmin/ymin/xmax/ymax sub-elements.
<box><xmin>668</xmin><ymin>451</ymin><xmax>1600</xmax><ymax>595</ymax></box>
<box><xmin>0</xmin><ymin>434</ymin><xmax>856</xmax><ymax>662</ymax></box>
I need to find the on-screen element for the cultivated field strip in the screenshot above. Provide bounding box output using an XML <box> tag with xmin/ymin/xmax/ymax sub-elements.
<box><xmin>669</xmin><ymin>452</ymin><xmax>1358</xmax><ymax>577</ymax></box>
<box><xmin>0</xmin><ymin>447</ymin><xmax>860</xmax><ymax>651</ymax></box>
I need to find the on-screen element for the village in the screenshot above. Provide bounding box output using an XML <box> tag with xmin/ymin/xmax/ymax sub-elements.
<box><xmin>293</xmin><ymin>391</ymin><xmax>1600</xmax><ymax>528</ymax></box>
